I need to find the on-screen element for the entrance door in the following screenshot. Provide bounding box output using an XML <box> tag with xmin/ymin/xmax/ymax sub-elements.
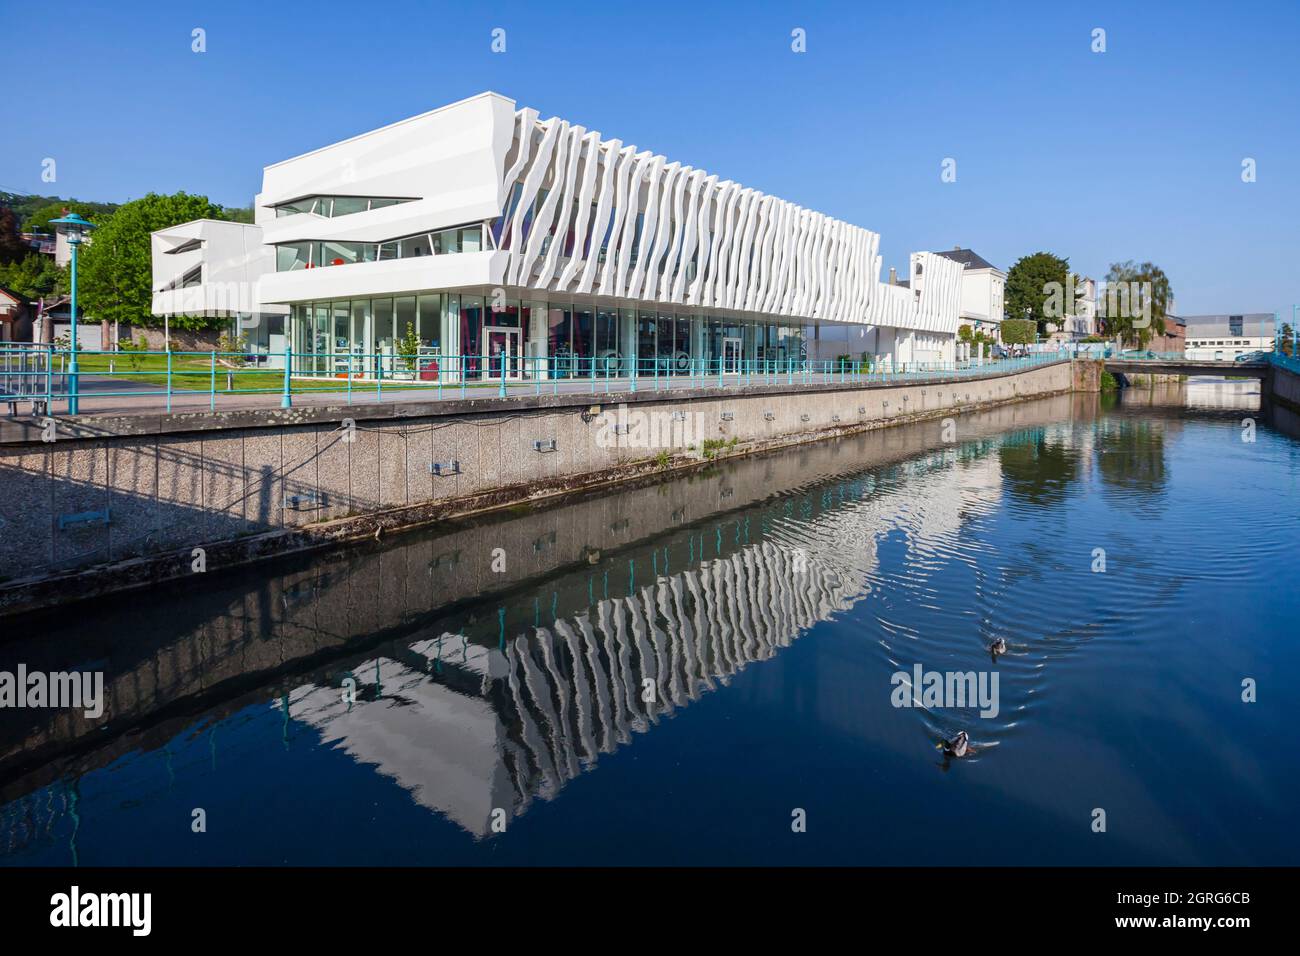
<box><xmin>722</xmin><ymin>337</ymin><xmax>743</xmax><ymax>374</ymax></box>
<box><xmin>484</xmin><ymin>327</ymin><xmax>522</xmax><ymax>380</ymax></box>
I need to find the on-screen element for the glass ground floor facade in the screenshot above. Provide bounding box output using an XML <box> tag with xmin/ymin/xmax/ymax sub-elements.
<box><xmin>286</xmin><ymin>292</ymin><xmax>892</xmax><ymax>381</ymax></box>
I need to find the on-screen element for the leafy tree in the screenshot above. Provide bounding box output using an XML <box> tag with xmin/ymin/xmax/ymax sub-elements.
<box><xmin>78</xmin><ymin>192</ymin><xmax>227</xmax><ymax>330</ymax></box>
<box><xmin>1099</xmin><ymin>260</ymin><xmax>1174</xmax><ymax>348</ymax></box>
<box><xmin>0</xmin><ymin>253</ymin><xmax>68</xmax><ymax>299</ymax></box>
<box><xmin>20</xmin><ymin>200</ymin><xmax>107</xmax><ymax>234</ymax></box>
<box><xmin>0</xmin><ymin>208</ymin><xmax>30</xmax><ymax>264</ymax></box>
<box><xmin>1278</xmin><ymin>323</ymin><xmax>1294</xmax><ymax>356</ymax></box>
<box><xmin>1001</xmin><ymin>318</ymin><xmax>1036</xmax><ymax>345</ymax></box>
<box><xmin>219</xmin><ymin>206</ymin><xmax>255</xmax><ymax>224</ymax></box>
<box><xmin>1004</xmin><ymin>252</ymin><xmax>1070</xmax><ymax>334</ymax></box>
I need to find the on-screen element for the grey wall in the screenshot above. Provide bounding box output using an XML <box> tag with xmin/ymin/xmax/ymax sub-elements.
<box><xmin>0</xmin><ymin>362</ymin><xmax>1074</xmax><ymax>591</ymax></box>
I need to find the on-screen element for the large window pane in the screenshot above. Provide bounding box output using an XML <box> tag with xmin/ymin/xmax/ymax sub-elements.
<box><xmin>374</xmin><ymin>298</ymin><xmax>394</xmax><ymax>376</ymax></box>
<box><xmin>276</xmin><ymin>243</ymin><xmax>312</xmax><ymax>271</ymax></box>
<box><xmin>596</xmin><ymin>309</ymin><xmax>619</xmax><ymax>375</ymax></box>
<box><xmin>638</xmin><ymin>311</ymin><xmax>657</xmax><ymax>377</ymax></box>
<box><xmin>351</xmin><ymin>300</ymin><xmax>371</xmax><ymax>364</ymax></box>
<box><xmin>573</xmin><ymin>307</ymin><xmax>594</xmax><ymax>377</ymax></box>
<box><xmin>461</xmin><ymin>295</ymin><xmax>484</xmax><ymax>378</ymax></box>
<box><xmin>548</xmin><ymin>305</ymin><xmax>572</xmax><ymax>378</ymax></box>
<box><xmin>332</xmin><ymin>197</ymin><xmax>368</xmax><ymax>217</ymax></box>
<box><xmin>417</xmin><ymin>294</ymin><xmax>441</xmax><ymax>348</ymax></box>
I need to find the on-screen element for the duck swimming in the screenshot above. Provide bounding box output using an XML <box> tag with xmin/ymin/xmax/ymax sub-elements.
<box><xmin>940</xmin><ymin>730</ymin><xmax>972</xmax><ymax>758</ymax></box>
<box><xmin>990</xmin><ymin>637</ymin><xmax>1007</xmax><ymax>657</ymax></box>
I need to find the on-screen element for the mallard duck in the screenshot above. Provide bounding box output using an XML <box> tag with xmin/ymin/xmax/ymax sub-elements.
<box><xmin>940</xmin><ymin>730</ymin><xmax>971</xmax><ymax>758</ymax></box>
<box><xmin>990</xmin><ymin>637</ymin><xmax>1007</xmax><ymax>657</ymax></box>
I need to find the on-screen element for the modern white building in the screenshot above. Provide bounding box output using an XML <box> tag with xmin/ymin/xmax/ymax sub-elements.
<box><xmin>151</xmin><ymin>219</ymin><xmax>288</xmax><ymax>356</ymax></box>
<box><xmin>1183</xmin><ymin>313</ymin><xmax>1274</xmax><ymax>361</ymax></box>
<box><xmin>157</xmin><ymin>92</ymin><xmax>964</xmax><ymax>380</ymax></box>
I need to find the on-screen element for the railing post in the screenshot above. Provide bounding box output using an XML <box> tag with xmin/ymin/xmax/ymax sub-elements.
<box><xmin>209</xmin><ymin>350</ymin><xmax>216</xmax><ymax>411</ymax></box>
<box><xmin>166</xmin><ymin>349</ymin><xmax>173</xmax><ymax>413</ymax></box>
<box><xmin>499</xmin><ymin>350</ymin><xmax>507</xmax><ymax>398</ymax></box>
<box><xmin>281</xmin><ymin>344</ymin><xmax>293</xmax><ymax>408</ymax></box>
<box><xmin>630</xmin><ymin>355</ymin><xmax>638</xmax><ymax>393</ymax></box>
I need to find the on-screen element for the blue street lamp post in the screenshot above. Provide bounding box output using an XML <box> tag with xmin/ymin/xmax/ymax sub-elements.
<box><xmin>50</xmin><ymin>213</ymin><xmax>97</xmax><ymax>415</ymax></box>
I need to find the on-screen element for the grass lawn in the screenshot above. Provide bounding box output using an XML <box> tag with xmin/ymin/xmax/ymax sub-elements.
<box><xmin>67</xmin><ymin>353</ymin><xmax>529</xmax><ymax>397</ymax></box>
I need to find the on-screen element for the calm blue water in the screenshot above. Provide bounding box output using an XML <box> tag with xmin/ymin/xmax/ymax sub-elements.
<box><xmin>2</xmin><ymin>384</ymin><xmax>1298</xmax><ymax>865</ymax></box>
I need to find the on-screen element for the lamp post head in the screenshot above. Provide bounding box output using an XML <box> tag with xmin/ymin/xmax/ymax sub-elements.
<box><xmin>50</xmin><ymin>212</ymin><xmax>96</xmax><ymax>245</ymax></box>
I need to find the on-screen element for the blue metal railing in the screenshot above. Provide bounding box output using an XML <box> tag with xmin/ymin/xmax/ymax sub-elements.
<box><xmin>0</xmin><ymin>343</ymin><xmax>1070</xmax><ymax>415</ymax></box>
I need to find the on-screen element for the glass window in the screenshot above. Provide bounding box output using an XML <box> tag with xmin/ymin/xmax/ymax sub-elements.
<box><xmin>332</xmin><ymin>302</ymin><xmax>349</xmax><ymax>356</ymax></box>
<box><xmin>573</xmin><ymin>307</ymin><xmax>594</xmax><ymax>376</ymax></box>
<box><xmin>311</xmin><ymin>304</ymin><xmax>330</xmax><ymax>374</ymax></box>
<box><xmin>374</xmin><ymin>298</ymin><xmax>394</xmax><ymax>375</ymax></box>
<box><xmin>547</xmin><ymin>305</ymin><xmax>572</xmax><ymax>377</ymax></box>
<box><xmin>399</xmin><ymin>235</ymin><xmax>432</xmax><ymax>258</ymax></box>
<box><xmin>492</xmin><ymin>298</ymin><xmax>520</xmax><ymax>329</ymax></box>
<box><xmin>332</xmin><ymin>197</ymin><xmax>368</xmax><ymax>217</ymax></box>
<box><xmin>657</xmin><ymin>313</ymin><xmax>676</xmax><ymax>373</ymax></box>
<box><xmin>460</xmin><ymin>226</ymin><xmax>482</xmax><ymax>253</ymax></box>
<box><xmin>461</xmin><ymin>295</ymin><xmax>484</xmax><ymax>378</ymax></box>
<box><xmin>417</xmin><ymin>294</ymin><xmax>441</xmax><ymax>348</ymax></box>
<box><xmin>351</xmin><ymin>300</ymin><xmax>371</xmax><ymax>360</ymax></box>
<box><xmin>638</xmin><ymin>311</ymin><xmax>657</xmax><ymax>376</ymax></box>
<box><xmin>675</xmin><ymin>315</ymin><xmax>692</xmax><ymax>370</ymax></box>
<box><xmin>493</xmin><ymin>182</ymin><xmax>524</xmax><ymax>249</ymax></box>
<box><xmin>395</xmin><ymin>296</ymin><xmax>417</xmax><ymax>353</ymax></box>
<box><xmin>276</xmin><ymin>243</ymin><xmax>312</xmax><ymax>271</ymax></box>
<box><xmin>377</xmin><ymin>242</ymin><xmax>399</xmax><ymax>261</ymax></box>
<box><xmin>595</xmin><ymin>309</ymin><xmax>619</xmax><ymax>375</ymax></box>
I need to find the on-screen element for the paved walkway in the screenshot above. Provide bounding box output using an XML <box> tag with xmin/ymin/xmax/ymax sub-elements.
<box><xmin>7</xmin><ymin>361</ymin><xmax>1071</xmax><ymax>419</ymax></box>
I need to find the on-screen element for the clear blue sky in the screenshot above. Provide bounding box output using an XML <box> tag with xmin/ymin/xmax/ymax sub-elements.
<box><xmin>4</xmin><ymin>0</ymin><xmax>1297</xmax><ymax>316</ymax></box>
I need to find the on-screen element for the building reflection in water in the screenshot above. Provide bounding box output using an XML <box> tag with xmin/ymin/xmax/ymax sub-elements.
<box><xmin>1</xmin><ymin>389</ymin><xmax>1223</xmax><ymax>851</ymax></box>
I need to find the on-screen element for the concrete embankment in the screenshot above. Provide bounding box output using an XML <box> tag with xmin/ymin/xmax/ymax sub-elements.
<box><xmin>0</xmin><ymin>360</ymin><xmax>1075</xmax><ymax>615</ymax></box>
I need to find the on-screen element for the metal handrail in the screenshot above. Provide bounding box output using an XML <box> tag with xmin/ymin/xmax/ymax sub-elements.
<box><xmin>0</xmin><ymin>344</ymin><xmax>1070</xmax><ymax>415</ymax></box>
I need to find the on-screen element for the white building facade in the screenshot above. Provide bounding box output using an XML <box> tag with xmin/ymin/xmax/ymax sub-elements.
<box><xmin>151</xmin><ymin>219</ymin><xmax>288</xmax><ymax>355</ymax></box>
<box><xmin>928</xmin><ymin>248</ymin><xmax>1005</xmax><ymax>342</ymax></box>
<box><xmin>161</xmin><ymin>92</ymin><xmax>964</xmax><ymax>380</ymax></box>
<box><xmin>1183</xmin><ymin>314</ymin><xmax>1274</xmax><ymax>361</ymax></box>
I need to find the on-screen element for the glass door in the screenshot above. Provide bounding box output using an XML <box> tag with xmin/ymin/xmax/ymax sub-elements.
<box><xmin>484</xmin><ymin>327</ymin><xmax>522</xmax><ymax>381</ymax></box>
<box><xmin>722</xmin><ymin>336</ymin><xmax>743</xmax><ymax>374</ymax></box>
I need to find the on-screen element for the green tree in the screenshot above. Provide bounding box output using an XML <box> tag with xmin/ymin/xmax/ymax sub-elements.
<box><xmin>0</xmin><ymin>253</ymin><xmax>68</xmax><ymax>299</ymax></box>
<box><xmin>20</xmin><ymin>199</ymin><xmax>107</xmax><ymax>235</ymax></box>
<box><xmin>1277</xmin><ymin>322</ymin><xmax>1293</xmax><ymax>356</ymax></box>
<box><xmin>78</xmin><ymin>192</ymin><xmax>227</xmax><ymax>330</ymax></box>
<box><xmin>0</xmin><ymin>207</ymin><xmax>30</xmax><ymax>264</ymax></box>
<box><xmin>1099</xmin><ymin>260</ymin><xmax>1174</xmax><ymax>348</ymax></box>
<box><xmin>1004</xmin><ymin>252</ymin><xmax>1071</xmax><ymax>334</ymax></box>
<box><xmin>219</xmin><ymin>206</ymin><xmax>255</xmax><ymax>224</ymax></box>
<box><xmin>1001</xmin><ymin>318</ymin><xmax>1036</xmax><ymax>345</ymax></box>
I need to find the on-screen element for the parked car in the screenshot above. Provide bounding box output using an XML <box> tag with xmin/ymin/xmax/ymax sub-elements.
<box><xmin>1119</xmin><ymin>349</ymin><xmax>1158</xmax><ymax>359</ymax></box>
<box><xmin>1234</xmin><ymin>351</ymin><xmax>1268</xmax><ymax>363</ymax></box>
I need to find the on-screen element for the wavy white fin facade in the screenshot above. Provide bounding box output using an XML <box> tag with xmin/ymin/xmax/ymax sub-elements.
<box><xmin>493</xmin><ymin>107</ymin><xmax>962</xmax><ymax>341</ymax></box>
<box><xmin>245</xmin><ymin>91</ymin><xmax>964</xmax><ymax>369</ymax></box>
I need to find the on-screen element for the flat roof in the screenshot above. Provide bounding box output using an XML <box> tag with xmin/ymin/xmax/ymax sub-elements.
<box><xmin>264</xmin><ymin>91</ymin><xmax>516</xmax><ymax>171</ymax></box>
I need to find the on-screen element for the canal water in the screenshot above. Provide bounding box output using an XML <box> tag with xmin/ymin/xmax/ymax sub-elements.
<box><xmin>2</xmin><ymin>383</ymin><xmax>1297</xmax><ymax>866</ymax></box>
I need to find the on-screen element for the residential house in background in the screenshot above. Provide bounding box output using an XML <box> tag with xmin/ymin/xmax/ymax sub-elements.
<box><xmin>1058</xmin><ymin>275</ymin><xmax>1097</xmax><ymax>340</ymax></box>
<box><xmin>931</xmin><ymin>248</ymin><xmax>1005</xmax><ymax>342</ymax></box>
<box><xmin>1183</xmin><ymin>314</ymin><xmax>1274</xmax><ymax>361</ymax></box>
<box><xmin>0</xmin><ymin>285</ymin><xmax>33</xmax><ymax>342</ymax></box>
<box><xmin>20</xmin><ymin>232</ymin><xmax>56</xmax><ymax>258</ymax></box>
<box><xmin>1153</xmin><ymin>313</ymin><xmax>1186</xmax><ymax>354</ymax></box>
